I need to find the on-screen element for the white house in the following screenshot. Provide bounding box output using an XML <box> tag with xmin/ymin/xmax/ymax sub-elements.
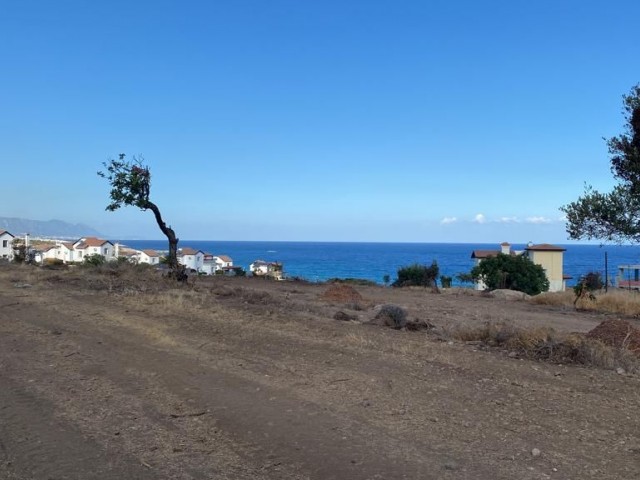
<box><xmin>200</xmin><ymin>254</ymin><xmax>234</xmax><ymax>275</ymax></box>
<box><xmin>137</xmin><ymin>249</ymin><xmax>161</xmax><ymax>265</ymax></box>
<box><xmin>73</xmin><ymin>237</ymin><xmax>116</xmax><ymax>262</ymax></box>
<box><xmin>178</xmin><ymin>247</ymin><xmax>205</xmax><ymax>272</ymax></box>
<box><xmin>42</xmin><ymin>242</ymin><xmax>76</xmax><ymax>263</ymax></box>
<box><xmin>0</xmin><ymin>230</ymin><xmax>14</xmax><ymax>259</ymax></box>
<box><xmin>250</xmin><ymin>260</ymin><xmax>284</xmax><ymax>280</ymax></box>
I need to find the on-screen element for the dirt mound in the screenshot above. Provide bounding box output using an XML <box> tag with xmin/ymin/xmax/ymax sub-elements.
<box><xmin>320</xmin><ymin>284</ymin><xmax>363</xmax><ymax>304</ymax></box>
<box><xmin>586</xmin><ymin>319</ymin><xmax>640</xmax><ymax>356</ymax></box>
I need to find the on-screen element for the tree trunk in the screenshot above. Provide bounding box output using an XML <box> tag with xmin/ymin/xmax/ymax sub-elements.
<box><xmin>145</xmin><ymin>201</ymin><xmax>182</xmax><ymax>276</ymax></box>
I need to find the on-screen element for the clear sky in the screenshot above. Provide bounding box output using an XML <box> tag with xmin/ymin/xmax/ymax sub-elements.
<box><xmin>1</xmin><ymin>0</ymin><xmax>639</xmax><ymax>242</ymax></box>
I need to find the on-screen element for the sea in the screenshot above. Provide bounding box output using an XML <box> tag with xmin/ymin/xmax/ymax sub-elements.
<box><xmin>119</xmin><ymin>240</ymin><xmax>640</xmax><ymax>288</ymax></box>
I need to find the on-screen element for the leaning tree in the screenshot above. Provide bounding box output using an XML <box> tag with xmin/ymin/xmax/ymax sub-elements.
<box><xmin>561</xmin><ymin>84</ymin><xmax>640</xmax><ymax>242</ymax></box>
<box><xmin>98</xmin><ymin>154</ymin><xmax>183</xmax><ymax>277</ymax></box>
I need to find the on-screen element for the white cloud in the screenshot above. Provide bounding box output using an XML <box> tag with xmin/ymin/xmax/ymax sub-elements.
<box><xmin>498</xmin><ymin>216</ymin><xmax>519</xmax><ymax>223</ymax></box>
<box><xmin>557</xmin><ymin>214</ymin><xmax>567</xmax><ymax>222</ymax></box>
<box><xmin>473</xmin><ymin>213</ymin><xmax>486</xmax><ymax>224</ymax></box>
<box><xmin>525</xmin><ymin>216</ymin><xmax>552</xmax><ymax>224</ymax></box>
<box><xmin>440</xmin><ymin>216</ymin><xmax>458</xmax><ymax>225</ymax></box>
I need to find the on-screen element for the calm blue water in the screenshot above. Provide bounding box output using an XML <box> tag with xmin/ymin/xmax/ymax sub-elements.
<box><xmin>119</xmin><ymin>240</ymin><xmax>640</xmax><ymax>287</ymax></box>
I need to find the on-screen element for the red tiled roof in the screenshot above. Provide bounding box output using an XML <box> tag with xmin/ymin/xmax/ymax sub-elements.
<box><xmin>142</xmin><ymin>249</ymin><xmax>159</xmax><ymax>257</ymax></box>
<box><xmin>179</xmin><ymin>247</ymin><xmax>203</xmax><ymax>256</ymax></box>
<box><xmin>215</xmin><ymin>255</ymin><xmax>233</xmax><ymax>262</ymax></box>
<box><xmin>0</xmin><ymin>230</ymin><xmax>14</xmax><ymax>237</ymax></box>
<box><xmin>525</xmin><ymin>243</ymin><xmax>566</xmax><ymax>252</ymax></box>
<box><xmin>471</xmin><ymin>249</ymin><xmax>500</xmax><ymax>259</ymax></box>
<box><xmin>76</xmin><ymin>237</ymin><xmax>112</xmax><ymax>248</ymax></box>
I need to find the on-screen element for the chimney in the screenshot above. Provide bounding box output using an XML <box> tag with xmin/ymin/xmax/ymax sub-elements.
<box><xmin>500</xmin><ymin>242</ymin><xmax>510</xmax><ymax>255</ymax></box>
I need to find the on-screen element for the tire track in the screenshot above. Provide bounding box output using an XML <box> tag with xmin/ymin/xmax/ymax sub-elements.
<box><xmin>0</xmin><ymin>375</ymin><xmax>157</xmax><ymax>480</ymax></box>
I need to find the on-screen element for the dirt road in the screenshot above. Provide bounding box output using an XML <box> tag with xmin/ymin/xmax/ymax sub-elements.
<box><xmin>1</xmin><ymin>265</ymin><xmax>639</xmax><ymax>479</ymax></box>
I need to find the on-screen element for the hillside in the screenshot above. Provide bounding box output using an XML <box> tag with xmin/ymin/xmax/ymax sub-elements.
<box><xmin>0</xmin><ymin>216</ymin><xmax>101</xmax><ymax>238</ymax></box>
<box><xmin>0</xmin><ymin>264</ymin><xmax>638</xmax><ymax>479</ymax></box>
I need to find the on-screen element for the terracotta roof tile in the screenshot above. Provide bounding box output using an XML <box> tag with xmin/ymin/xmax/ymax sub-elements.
<box><xmin>179</xmin><ymin>247</ymin><xmax>203</xmax><ymax>256</ymax></box>
<box><xmin>525</xmin><ymin>243</ymin><xmax>566</xmax><ymax>252</ymax></box>
<box><xmin>471</xmin><ymin>249</ymin><xmax>500</xmax><ymax>259</ymax></box>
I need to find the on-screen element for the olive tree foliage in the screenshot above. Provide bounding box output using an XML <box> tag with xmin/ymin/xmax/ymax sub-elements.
<box><xmin>98</xmin><ymin>154</ymin><xmax>183</xmax><ymax>276</ymax></box>
<box><xmin>393</xmin><ymin>261</ymin><xmax>440</xmax><ymax>288</ymax></box>
<box><xmin>561</xmin><ymin>84</ymin><xmax>640</xmax><ymax>243</ymax></box>
<box><xmin>471</xmin><ymin>253</ymin><xmax>549</xmax><ymax>296</ymax></box>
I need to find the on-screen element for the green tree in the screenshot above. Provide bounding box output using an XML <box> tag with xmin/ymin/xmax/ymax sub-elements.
<box><xmin>561</xmin><ymin>84</ymin><xmax>640</xmax><ymax>242</ymax></box>
<box><xmin>98</xmin><ymin>155</ymin><xmax>183</xmax><ymax>278</ymax></box>
<box><xmin>393</xmin><ymin>261</ymin><xmax>439</xmax><ymax>288</ymax></box>
<box><xmin>471</xmin><ymin>253</ymin><xmax>549</xmax><ymax>296</ymax></box>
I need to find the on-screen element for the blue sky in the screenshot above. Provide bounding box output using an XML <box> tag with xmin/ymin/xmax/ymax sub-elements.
<box><xmin>1</xmin><ymin>0</ymin><xmax>639</xmax><ymax>242</ymax></box>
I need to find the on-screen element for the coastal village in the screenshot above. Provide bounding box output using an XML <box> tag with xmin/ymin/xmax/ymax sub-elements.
<box><xmin>0</xmin><ymin>228</ymin><xmax>613</xmax><ymax>291</ymax></box>
<box><xmin>0</xmin><ymin>230</ymin><xmax>284</xmax><ymax>279</ymax></box>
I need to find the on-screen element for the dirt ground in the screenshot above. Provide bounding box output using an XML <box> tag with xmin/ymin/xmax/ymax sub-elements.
<box><xmin>1</xmin><ymin>264</ymin><xmax>639</xmax><ymax>480</ymax></box>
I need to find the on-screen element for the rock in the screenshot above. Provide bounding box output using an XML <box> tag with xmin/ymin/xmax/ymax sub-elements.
<box><xmin>616</xmin><ymin>367</ymin><xmax>626</xmax><ymax>375</ymax></box>
<box><xmin>489</xmin><ymin>289</ymin><xmax>530</xmax><ymax>301</ymax></box>
<box><xmin>531</xmin><ymin>448</ymin><xmax>541</xmax><ymax>457</ymax></box>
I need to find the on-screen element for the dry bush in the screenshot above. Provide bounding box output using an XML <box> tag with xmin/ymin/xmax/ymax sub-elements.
<box><xmin>372</xmin><ymin>304</ymin><xmax>408</xmax><ymax>329</ymax></box>
<box><xmin>49</xmin><ymin>262</ymin><xmax>173</xmax><ymax>294</ymax></box>
<box><xmin>530</xmin><ymin>289</ymin><xmax>640</xmax><ymax>316</ymax></box>
<box><xmin>529</xmin><ymin>291</ymin><xmax>575</xmax><ymax>306</ymax></box>
<box><xmin>448</xmin><ymin>321</ymin><xmax>640</xmax><ymax>373</ymax></box>
<box><xmin>592</xmin><ymin>290</ymin><xmax>640</xmax><ymax>316</ymax></box>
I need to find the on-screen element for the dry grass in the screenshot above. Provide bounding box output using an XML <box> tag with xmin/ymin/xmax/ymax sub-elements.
<box><xmin>448</xmin><ymin>321</ymin><xmax>640</xmax><ymax>373</ymax></box>
<box><xmin>531</xmin><ymin>288</ymin><xmax>640</xmax><ymax>316</ymax></box>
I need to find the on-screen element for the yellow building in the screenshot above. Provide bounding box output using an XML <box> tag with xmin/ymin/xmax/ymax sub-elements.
<box><xmin>524</xmin><ymin>243</ymin><xmax>569</xmax><ymax>292</ymax></box>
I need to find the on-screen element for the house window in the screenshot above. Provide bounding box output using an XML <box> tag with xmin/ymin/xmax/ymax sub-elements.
<box><xmin>2</xmin><ymin>240</ymin><xmax>7</xmax><ymax>248</ymax></box>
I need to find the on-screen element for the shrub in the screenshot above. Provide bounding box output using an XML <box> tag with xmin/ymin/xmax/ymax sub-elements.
<box><xmin>393</xmin><ymin>261</ymin><xmax>439</xmax><ymax>288</ymax></box>
<box><xmin>573</xmin><ymin>272</ymin><xmax>603</xmax><ymax>308</ymax></box>
<box><xmin>456</xmin><ymin>272</ymin><xmax>475</xmax><ymax>284</ymax></box>
<box><xmin>83</xmin><ymin>254</ymin><xmax>106</xmax><ymax>266</ymax></box>
<box><xmin>440</xmin><ymin>275</ymin><xmax>452</xmax><ymax>288</ymax></box>
<box><xmin>471</xmin><ymin>253</ymin><xmax>549</xmax><ymax>296</ymax></box>
<box><xmin>374</xmin><ymin>304</ymin><xmax>408</xmax><ymax>329</ymax></box>
<box><xmin>44</xmin><ymin>258</ymin><xmax>65</xmax><ymax>266</ymax></box>
<box><xmin>582</xmin><ymin>271</ymin><xmax>604</xmax><ymax>291</ymax></box>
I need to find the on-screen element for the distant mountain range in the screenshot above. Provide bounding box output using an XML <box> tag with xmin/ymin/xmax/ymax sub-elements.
<box><xmin>0</xmin><ymin>217</ymin><xmax>102</xmax><ymax>239</ymax></box>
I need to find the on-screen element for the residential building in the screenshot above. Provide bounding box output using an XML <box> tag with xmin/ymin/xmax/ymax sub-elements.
<box><xmin>250</xmin><ymin>260</ymin><xmax>284</xmax><ymax>280</ymax></box>
<box><xmin>178</xmin><ymin>247</ymin><xmax>205</xmax><ymax>272</ymax></box>
<box><xmin>137</xmin><ymin>249</ymin><xmax>161</xmax><ymax>265</ymax></box>
<box><xmin>0</xmin><ymin>230</ymin><xmax>14</xmax><ymax>259</ymax></box>
<box><xmin>524</xmin><ymin>243</ymin><xmax>570</xmax><ymax>292</ymax></box>
<box><xmin>73</xmin><ymin>237</ymin><xmax>116</xmax><ymax>262</ymax></box>
<box><xmin>470</xmin><ymin>242</ymin><xmax>569</xmax><ymax>293</ymax></box>
<box><xmin>42</xmin><ymin>242</ymin><xmax>76</xmax><ymax>263</ymax></box>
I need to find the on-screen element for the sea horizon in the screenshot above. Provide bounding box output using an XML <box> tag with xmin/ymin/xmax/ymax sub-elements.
<box><xmin>117</xmin><ymin>239</ymin><xmax>640</xmax><ymax>287</ymax></box>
